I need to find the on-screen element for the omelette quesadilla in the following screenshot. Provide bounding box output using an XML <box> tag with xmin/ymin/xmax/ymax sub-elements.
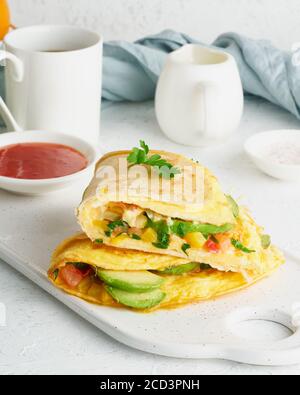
<box><xmin>48</xmin><ymin>234</ymin><xmax>283</xmax><ymax>311</ymax></box>
<box><xmin>77</xmin><ymin>142</ymin><xmax>280</xmax><ymax>276</ymax></box>
<box><xmin>49</xmin><ymin>142</ymin><xmax>284</xmax><ymax>311</ymax></box>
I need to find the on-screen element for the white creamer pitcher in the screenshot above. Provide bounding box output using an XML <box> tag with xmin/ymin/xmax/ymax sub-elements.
<box><xmin>155</xmin><ymin>44</ymin><xmax>244</xmax><ymax>146</ymax></box>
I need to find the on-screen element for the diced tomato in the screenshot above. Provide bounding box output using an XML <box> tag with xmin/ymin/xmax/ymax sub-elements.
<box><xmin>59</xmin><ymin>265</ymin><xmax>84</xmax><ymax>288</ymax></box>
<box><xmin>204</xmin><ymin>239</ymin><xmax>220</xmax><ymax>253</ymax></box>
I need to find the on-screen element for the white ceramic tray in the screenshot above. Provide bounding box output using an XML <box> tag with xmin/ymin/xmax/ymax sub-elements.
<box><xmin>1</xmin><ymin>183</ymin><xmax>300</xmax><ymax>366</ymax></box>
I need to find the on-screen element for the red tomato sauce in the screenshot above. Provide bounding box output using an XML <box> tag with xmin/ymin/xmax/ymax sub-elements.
<box><xmin>0</xmin><ymin>143</ymin><xmax>88</xmax><ymax>180</ymax></box>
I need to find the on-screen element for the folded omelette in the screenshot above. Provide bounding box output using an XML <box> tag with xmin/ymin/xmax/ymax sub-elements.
<box><xmin>48</xmin><ymin>234</ymin><xmax>283</xmax><ymax>311</ymax></box>
<box><xmin>48</xmin><ymin>143</ymin><xmax>284</xmax><ymax>311</ymax></box>
<box><xmin>77</xmin><ymin>147</ymin><xmax>282</xmax><ymax>276</ymax></box>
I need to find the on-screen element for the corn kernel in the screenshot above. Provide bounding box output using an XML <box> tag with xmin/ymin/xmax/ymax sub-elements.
<box><xmin>141</xmin><ymin>228</ymin><xmax>157</xmax><ymax>243</ymax></box>
<box><xmin>110</xmin><ymin>234</ymin><xmax>129</xmax><ymax>245</ymax></box>
<box><xmin>185</xmin><ymin>232</ymin><xmax>206</xmax><ymax>248</ymax></box>
<box><xmin>93</xmin><ymin>220</ymin><xmax>109</xmax><ymax>231</ymax></box>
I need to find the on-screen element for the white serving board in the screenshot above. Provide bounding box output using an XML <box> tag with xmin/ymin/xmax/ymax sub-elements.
<box><xmin>1</xmin><ymin>182</ymin><xmax>300</xmax><ymax>366</ymax></box>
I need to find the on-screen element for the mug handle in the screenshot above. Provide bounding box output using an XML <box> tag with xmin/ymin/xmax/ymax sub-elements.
<box><xmin>0</xmin><ymin>50</ymin><xmax>24</xmax><ymax>82</ymax></box>
<box><xmin>0</xmin><ymin>96</ymin><xmax>22</xmax><ymax>132</ymax></box>
<box><xmin>0</xmin><ymin>50</ymin><xmax>23</xmax><ymax>132</ymax></box>
<box><xmin>194</xmin><ymin>81</ymin><xmax>218</xmax><ymax>139</ymax></box>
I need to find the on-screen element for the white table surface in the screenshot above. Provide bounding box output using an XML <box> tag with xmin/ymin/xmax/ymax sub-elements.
<box><xmin>1</xmin><ymin>97</ymin><xmax>300</xmax><ymax>375</ymax></box>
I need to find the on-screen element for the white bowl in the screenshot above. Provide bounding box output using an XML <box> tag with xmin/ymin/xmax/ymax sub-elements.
<box><xmin>244</xmin><ymin>130</ymin><xmax>300</xmax><ymax>182</ymax></box>
<box><xmin>0</xmin><ymin>131</ymin><xmax>98</xmax><ymax>195</ymax></box>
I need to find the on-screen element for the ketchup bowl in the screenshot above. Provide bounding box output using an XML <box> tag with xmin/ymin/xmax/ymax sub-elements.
<box><xmin>0</xmin><ymin>131</ymin><xmax>98</xmax><ymax>195</ymax></box>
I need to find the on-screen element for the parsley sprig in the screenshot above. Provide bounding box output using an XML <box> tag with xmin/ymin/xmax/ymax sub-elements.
<box><xmin>182</xmin><ymin>243</ymin><xmax>191</xmax><ymax>255</ymax></box>
<box><xmin>146</xmin><ymin>216</ymin><xmax>171</xmax><ymax>250</ymax></box>
<box><xmin>127</xmin><ymin>141</ymin><xmax>181</xmax><ymax>179</ymax></box>
<box><xmin>53</xmin><ymin>269</ymin><xmax>59</xmax><ymax>281</ymax></box>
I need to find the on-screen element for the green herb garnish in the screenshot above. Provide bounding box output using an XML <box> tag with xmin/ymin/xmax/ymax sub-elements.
<box><xmin>131</xmin><ymin>234</ymin><xmax>142</xmax><ymax>240</ymax></box>
<box><xmin>127</xmin><ymin>140</ymin><xmax>181</xmax><ymax>179</ymax></box>
<box><xmin>106</xmin><ymin>220</ymin><xmax>128</xmax><ymax>237</ymax></box>
<box><xmin>145</xmin><ymin>214</ymin><xmax>233</xmax><ymax>248</ymax></box>
<box><xmin>153</xmin><ymin>232</ymin><xmax>170</xmax><ymax>250</ymax></box>
<box><xmin>95</xmin><ymin>239</ymin><xmax>103</xmax><ymax>245</ymax></box>
<box><xmin>231</xmin><ymin>239</ymin><xmax>256</xmax><ymax>254</ymax></box>
<box><xmin>108</xmin><ymin>220</ymin><xmax>128</xmax><ymax>231</ymax></box>
<box><xmin>261</xmin><ymin>234</ymin><xmax>271</xmax><ymax>249</ymax></box>
<box><xmin>171</xmin><ymin>221</ymin><xmax>234</xmax><ymax>238</ymax></box>
<box><xmin>53</xmin><ymin>269</ymin><xmax>59</xmax><ymax>281</ymax></box>
<box><xmin>140</xmin><ymin>140</ymin><xmax>149</xmax><ymax>154</ymax></box>
<box><xmin>226</xmin><ymin>195</ymin><xmax>239</xmax><ymax>218</ymax></box>
<box><xmin>182</xmin><ymin>243</ymin><xmax>191</xmax><ymax>255</ymax></box>
<box><xmin>146</xmin><ymin>217</ymin><xmax>171</xmax><ymax>250</ymax></box>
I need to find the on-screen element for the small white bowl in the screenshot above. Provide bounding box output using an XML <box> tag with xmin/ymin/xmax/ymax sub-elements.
<box><xmin>0</xmin><ymin>131</ymin><xmax>98</xmax><ymax>195</ymax></box>
<box><xmin>244</xmin><ymin>130</ymin><xmax>300</xmax><ymax>182</ymax></box>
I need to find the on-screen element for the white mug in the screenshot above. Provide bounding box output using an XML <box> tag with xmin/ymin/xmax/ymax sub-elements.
<box><xmin>155</xmin><ymin>44</ymin><xmax>244</xmax><ymax>146</ymax></box>
<box><xmin>0</xmin><ymin>25</ymin><xmax>103</xmax><ymax>145</ymax></box>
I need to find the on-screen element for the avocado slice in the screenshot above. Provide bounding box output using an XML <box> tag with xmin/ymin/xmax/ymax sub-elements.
<box><xmin>98</xmin><ymin>270</ymin><xmax>164</xmax><ymax>293</ymax></box>
<box><xmin>226</xmin><ymin>195</ymin><xmax>239</xmax><ymax>218</ymax></box>
<box><xmin>106</xmin><ymin>286</ymin><xmax>166</xmax><ymax>309</ymax></box>
<box><xmin>160</xmin><ymin>262</ymin><xmax>200</xmax><ymax>275</ymax></box>
<box><xmin>261</xmin><ymin>234</ymin><xmax>271</xmax><ymax>249</ymax></box>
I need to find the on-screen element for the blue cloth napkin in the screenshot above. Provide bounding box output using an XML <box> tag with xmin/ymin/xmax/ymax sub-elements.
<box><xmin>1</xmin><ymin>30</ymin><xmax>300</xmax><ymax>126</ymax></box>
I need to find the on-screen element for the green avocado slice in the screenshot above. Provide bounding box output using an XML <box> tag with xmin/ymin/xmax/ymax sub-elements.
<box><xmin>98</xmin><ymin>270</ymin><xmax>164</xmax><ymax>293</ymax></box>
<box><xmin>106</xmin><ymin>287</ymin><xmax>166</xmax><ymax>309</ymax></box>
<box><xmin>261</xmin><ymin>234</ymin><xmax>271</xmax><ymax>249</ymax></box>
<box><xmin>226</xmin><ymin>195</ymin><xmax>239</xmax><ymax>218</ymax></box>
<box><xmin>160</xmin><ymin>262</ymin><xmax>200</xmax><ymax>275</ymax></box>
